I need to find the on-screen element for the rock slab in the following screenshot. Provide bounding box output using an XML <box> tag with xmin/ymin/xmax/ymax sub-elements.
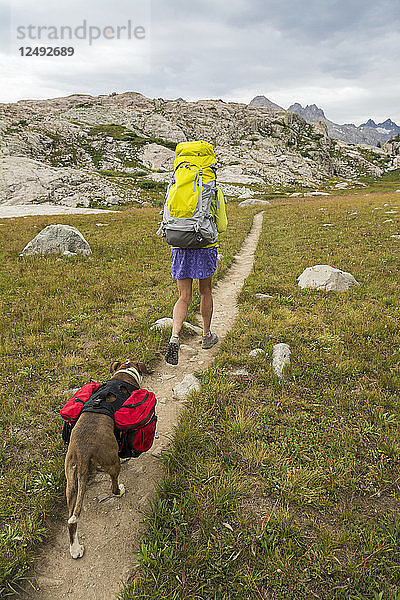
<box><xmin>151</xmin><ymin>318</ymin><xmax>202</xmax><ymax>335</ymax></box>
<box><xmin>272</xmin><ymin>343</ymin><xmax>291</xmax><ymax>378</ymax></box>
<box><xmin>173</xmin><ymin>374</ymin><xmax>201</xmax><ymax>400</ymax></box>
<box><xmin>21</xmin><ymin>224</ymin><xmax>92</xmax><ymax>256</ymax></box>
<box><xmin>297</xmin><ymin>265</ymin><xmax>360</xmax><ymax>292</ymax></box>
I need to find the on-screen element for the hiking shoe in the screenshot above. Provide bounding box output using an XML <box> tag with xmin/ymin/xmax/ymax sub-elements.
<box><xmin>202</xmin><ymin>332</ymin><xmax>219</xmax><ymax>349</ymax></box>
<box><xmin>165</xmin><ymin>340</ymin><xmax>179</xmax><ymax>365</ymax></box>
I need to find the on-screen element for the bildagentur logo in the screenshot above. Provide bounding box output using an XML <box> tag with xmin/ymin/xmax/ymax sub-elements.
<box><xmin>16</xmin><ymin>19</ymin><xmax>146</xmax><ymax>46</ymax></box>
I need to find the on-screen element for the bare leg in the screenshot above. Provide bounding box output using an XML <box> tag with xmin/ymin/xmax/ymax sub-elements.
<box><xmin>172</xmin><ymin>278</ymin><xmax>193</xmax><ymax>336</ymax></box>
<box><xmin>198</xmin><ymin>276</ymin><xmax>213</xmax><ymax>335</ymax></box>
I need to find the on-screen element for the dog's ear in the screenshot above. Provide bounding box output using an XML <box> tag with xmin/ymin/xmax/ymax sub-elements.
<box><xmin>110</xmin><ymin>360</ymin><xmax>122</xmax><ymax>374</ymax></box>
<box><xmin>136</xmin><ymin>361</ymin><xmax>148</xmax><ymax>375</ymax></box>
<box><xmin>128</xmin><ymin>360</ymin><xmax>148</xmax><ymax>375</ymax></box>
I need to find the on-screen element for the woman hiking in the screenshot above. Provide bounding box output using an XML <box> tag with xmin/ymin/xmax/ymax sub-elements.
<box><xmin>161</xmin><ymin>141</ymin><xmax>227</xmax><ymax>365</ymax></box>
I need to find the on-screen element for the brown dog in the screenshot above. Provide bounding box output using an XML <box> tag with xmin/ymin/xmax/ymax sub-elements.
<box><xmin>65</xmin><ymin>359</ymin><xmax>147</xmax><ymax>559</ymax></box>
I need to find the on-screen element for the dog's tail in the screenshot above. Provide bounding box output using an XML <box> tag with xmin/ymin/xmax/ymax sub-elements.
<box><xmin>66</xmin><ymin>451</ymin><xmax>89</xmax><ymax>521</ymax></box>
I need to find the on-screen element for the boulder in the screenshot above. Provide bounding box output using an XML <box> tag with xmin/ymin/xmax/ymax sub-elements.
<box><xmin>298</xmin><ymin>265</ymin><xmax>360</xmax><ymax>292</ymax></box>
<box><xmin>272</xmin><ymin>343</ymin><xmax>291</xmax><ymax>378</ymax></box>
<box><xmin>21</xmin><ymin>224</ymin><xmax>91</xmax><ymax>256</ymax></box>
<box><xmin>173</xmin><ymin>374</ymin><xmax>201</xmax><ymax>400</ymax></box>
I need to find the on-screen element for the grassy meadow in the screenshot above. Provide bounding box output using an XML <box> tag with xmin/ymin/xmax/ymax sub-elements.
<box><xmin>118</xmin><ymin>183</ymin><xmax>400</xmax><ymax>599</ymax></box>
<box><xmin>0</xmin><ymin>204</ymin><xmax>258</xmax><ymax>595</ymax></box>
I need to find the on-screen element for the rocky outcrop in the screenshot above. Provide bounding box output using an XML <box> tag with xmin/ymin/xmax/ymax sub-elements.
<box><xmin>383</xmin><ymin>135</ymin><xmax>400</xmax><ymax>169</ymax></box>
<box><xmin>0</xmin><ymin>156</ymin><xmax>125</xmax><ymax>206</ymax></box>
<box><xmin>0</xmin><ymin>91</ymin><xmax>388</xmax><ymax>207</ymax></box>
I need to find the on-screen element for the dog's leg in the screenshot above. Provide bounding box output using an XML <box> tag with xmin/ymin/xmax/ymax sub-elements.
<box><xmin>68</xmin><ymin>518</ymin><xmax>85</xmax><ymax>559</ymax></box>
<box><xmin>109</xmin><ymin>461</ymin><xmax>125</xmax><ymax>496</ymax></box>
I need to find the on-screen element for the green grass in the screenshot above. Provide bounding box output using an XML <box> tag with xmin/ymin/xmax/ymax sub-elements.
<box><xmin>87</xmin><ymin>124</ymin><xmax>177</xmax><ymax>151</ymax></box>
<box><xmin>0</xmin><ymin>204</ymin><xmax>257</xmax><ymax>596</ymax></box>
<box><xmin>120</xmin><ymin>187</ymin><xmax>400</xmax><ymax>600</ymax></box>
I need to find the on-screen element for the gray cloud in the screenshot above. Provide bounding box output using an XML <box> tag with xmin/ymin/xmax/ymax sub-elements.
<box><xmin>0</xmin><ymin>0</ymin><xmax>399</xmax><ymax>125</ymax></box>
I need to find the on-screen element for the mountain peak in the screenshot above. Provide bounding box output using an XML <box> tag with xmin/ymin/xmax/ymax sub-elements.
<box><xmin>288</xmin><ymin>103</ymin><xmax>326</xmax><ymax>121</ymax></box>
<box><xmin>382</xmin><ymin>118</ymin><xmax>397</xmax><ymax>128</ymax></box>
<box><xmin>361</xmin><ymin>118</ymin><xmax>377</xmax><ymax>127</ymax></box>
<box><xmin>360</xmin><ymin>117</ymin><xmax>400</xmax><ymax>134</ymax></box>
<box><xmin>249</xmin><ymin>95</ymin><xmax>283</xmax><ymax>110</ymax></box>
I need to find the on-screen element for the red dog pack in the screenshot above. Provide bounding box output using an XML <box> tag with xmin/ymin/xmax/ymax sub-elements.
<box><xmin>60</xmin><ymin>382</ymin><xmax>157</xmax><ymax>458</ymax></box>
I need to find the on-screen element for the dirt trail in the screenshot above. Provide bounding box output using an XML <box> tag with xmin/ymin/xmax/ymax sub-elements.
<box><xmin>24</xmin><ymin>211</ymin><xmax>264</xmax><ymax>600</ymax></box>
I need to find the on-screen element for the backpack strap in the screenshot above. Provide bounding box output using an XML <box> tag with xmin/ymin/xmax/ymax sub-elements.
<box><xmin>198</xmin><ymin>168</ymin><xmax>203</xmax><ymax>212</ymax></box>
<box><xmin>215</xmin><ymin>188</ymin><xmax>220</xmax><ymax>209</ymax></box>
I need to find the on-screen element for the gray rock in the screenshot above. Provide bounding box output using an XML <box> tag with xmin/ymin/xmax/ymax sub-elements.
<box><xmin>249</xmin><ymin>348</ymin><xmax>264</xmax><ymax>357</ymax></box>
<box><xmin>230</xmin><ymin>368</ymin><xmax>250</xmax><ymax>377</ymax></box>
<box><xmin>238</xmin><ymin>191</ymin><xmax>253</xmax><ymax>199</ymax></box>
<box><xmin>304</xmin><ymin>191</ymin><xmax>331</xmax><ymax>196</ymax></box>
<box><xmin>180</xmin><ymin>344</ymin><xmax>198</xmax><ymax>357</ymax></box>
<box><xmin>150</xmin><ymin>318</ymin><xmax>202</xmax><ymax>335</ymax></box>
<box><xmin>238</xmin><ymin>199</ymin><xmax>271</xmax><ymax>207</ymax></box>
<box><xmin>21</xmin><ymin>224</ymin><xmax>91</xmax><ymax>256</ymax></box>
<box><xmin>139</xmin><ymin>143</ymin><xmax>175</xmax><ymax>170</ymax></box>
<box><xmin>173</xmin><ymin>374</ymin><xmax>201</xmax><ymax>400</ymax></box>
<box><xmin>182</xmin><ymin>322</ymin><xmax>203</xmax><ymax>335</ymax></box>
<box><xmin>151</xmin><ymin>317</ymin><xmax>173</xmax><ymax>331</ymax></box>
<box><xmin>272</xmin><ymin>343</ymin><xmax>291</xmax><ymax>378</ymax></box>
<box><xmin>298</xmin><ymin>265</ymin><xmax>360</xmax><ymax>292</ymax></box>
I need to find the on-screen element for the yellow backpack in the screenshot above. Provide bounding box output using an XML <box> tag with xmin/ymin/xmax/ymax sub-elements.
<box><xmin>159</xmin><ymin>140</ymin><xmax>220</xmax><ymax>248</ymax></box>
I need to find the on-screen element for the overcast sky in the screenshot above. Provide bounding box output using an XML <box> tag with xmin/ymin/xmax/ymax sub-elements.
<box><xmin>0</xmin><ymin>0</ymin><xmax>399</xmax><ymax>125</ymax></box>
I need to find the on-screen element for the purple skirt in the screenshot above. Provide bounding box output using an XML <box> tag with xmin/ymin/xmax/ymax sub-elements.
<box><xmin>171</xmin><ymin>247</ymin><xmax>218</xmax><ymax>280</ymax></box>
